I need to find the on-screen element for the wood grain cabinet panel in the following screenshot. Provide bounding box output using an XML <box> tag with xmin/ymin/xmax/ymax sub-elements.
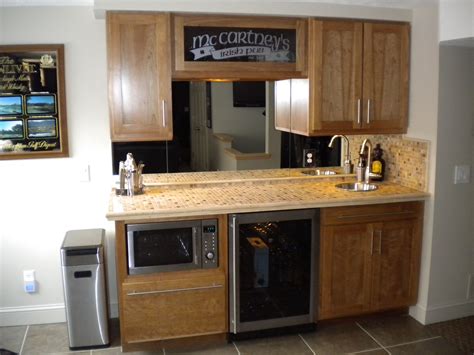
<box><xmin>319</xmin><ymin>202</ymin><xmax>423</xmax><ymax>320</ymax></box>
<box><xmin>362</xmin><ymin>23</ymin><xmax>409</xmax><ymax>132</ymax></box>
<box><xmin>122</xmin><ymin>275</ymin><xmax>227</xmax><ymax>343</ymax></box>
<box><xmin>310</xmin><ymin>20</ymin><xmax>363</xmax><ymax>133</ymax></box>
<box><xmin>319</xmin><ymin>223</ymin><xmax>372</xmax><ymax>319</ymax></box>
<box><xmin>274</xmin><ymin>79</ymin><xmax>292</xmax><ymax>133</ymax></box>
<box><xmin>275</xmin><ymin>20</ymin><xmax>409</xmax><ymax>136</ymax></box>
<box><xmin>107</xmin><ymin>12</ymin><xmax>173</xmax><ymax>141</ymax></box>
<box><xmin>370</xmin><ymin>219</ymin><xmax>421</xmax><ymax>310</ymax></box>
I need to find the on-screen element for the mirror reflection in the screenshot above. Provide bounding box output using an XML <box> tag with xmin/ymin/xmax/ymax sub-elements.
<box><xmin>112</xmin><ymin>81</ymin><xmax>340</xmax><ymax>175</ymax></box>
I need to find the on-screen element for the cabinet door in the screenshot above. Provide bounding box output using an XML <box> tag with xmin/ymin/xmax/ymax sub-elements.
<box><xmin>107</xmin><ymin>13</ymin><xmax>173</xmax><ymax>142</ymax></box>
<box><xmin>274</xmin><ymin>79</ymin><xmax>310</xmax><ymax>135</ymax></box>
<box><xmin>319</xmin><ymin>224</ymin><xmax>372</xmax><ymax>319</ymax></box>
<box><xmin>274</xmin><ymin>79</ymin><xmax>292</xmax><ymax>133</ymax></box>
<box><xmin>121</xmin><ymin>275</ymin><xmax>227</xmax><ymax>343</ymax></box>
<box><xmin>362</xmin><ymin>23</ymin><xmax>409</xmax><ymax>133</ymax></box>
<box><xmin>370</xmin><ymin>219</ymin><xmax>421</xmax><ymax>310</ymax></box>
<box><xmin>310</xmin><ymin>20</ymin><xmax>363</xmax><ymax>134</ymax></box>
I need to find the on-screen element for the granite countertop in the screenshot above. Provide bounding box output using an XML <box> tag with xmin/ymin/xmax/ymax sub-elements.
<box><xmin>141</xmin><ymin>167</ymin><xmax>348</xmax><ymax>186</ymax></box>
<box><xmin>107</xmin><ymin>169</ymin><xmax>429</xmax><ymax>221</ymax></box>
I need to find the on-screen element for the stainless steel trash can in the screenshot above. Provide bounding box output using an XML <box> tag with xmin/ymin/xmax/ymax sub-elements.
<box><xmin>61</xmin><ymin>229</ymin><xmax>110</xmax><ymax>350</ymax></box>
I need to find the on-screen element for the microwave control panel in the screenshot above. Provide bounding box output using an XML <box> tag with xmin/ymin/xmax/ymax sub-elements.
<box><xmin>202</xmin><ymin>219</ymin><xmax>218</xmax><ymax>269</ymax></box>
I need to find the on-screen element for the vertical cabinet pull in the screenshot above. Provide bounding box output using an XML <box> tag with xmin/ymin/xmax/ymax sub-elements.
<box><xmin>357</xmin><ymin>99</ymin><xmax>361</xmax><ymax>124</ymax></box>
<box><xmin>161</xmin><ymin>100</ymin><xmax>167</xmax><ymax>127</ymax></box>
<box><xmin>367</xmin><ymin>99</ymin><xmax>371</xmax><ymax>124</ymax></box>
<box><xmin>370</xmin><ymin>229</ymin><xmax>374</xmax><ymax>255</ymax></box>
<box><xmin>231</xmin><ymin>215</ymin><xmax>237</xmax><ymax>334</ymax></box>
<box><xmin>377</xmin><ymin>230</ymin><xmax>382</xmax><ymax>254</ymax></box>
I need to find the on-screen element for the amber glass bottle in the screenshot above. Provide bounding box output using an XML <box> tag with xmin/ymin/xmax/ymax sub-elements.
<box><xmin>371</xmin><ymin>144</ymin><xmax>385</xmax><ymax>181</ymax></box>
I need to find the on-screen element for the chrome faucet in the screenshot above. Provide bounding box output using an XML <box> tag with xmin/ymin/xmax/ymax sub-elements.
<box><xmin>359</xmin><ymin>138</ymin><xmax>373</xmax><ymax>184</ymax></box>
<box><xmin>329</xmin><ymin>135</ymin><xmax>352</xmax><ymax>174</ymax></box>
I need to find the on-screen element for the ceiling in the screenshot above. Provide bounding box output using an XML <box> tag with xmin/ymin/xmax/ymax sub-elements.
<box><xmin>0</xmin><ymin>0</ymin><xmax>432</xmax><ymax>9</ymax></box>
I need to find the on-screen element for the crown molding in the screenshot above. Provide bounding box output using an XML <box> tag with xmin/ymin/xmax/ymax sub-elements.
<box><xmin>1</xmin><ymin>0</ymin><xmax>93</xmax><ymax>6</ymax></box>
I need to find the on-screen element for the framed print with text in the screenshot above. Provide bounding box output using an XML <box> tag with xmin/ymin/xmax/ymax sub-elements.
<box><xmin>0</xmin><ymin>44</ymin><xmax>68</xmax><ymax>160</ymax></box>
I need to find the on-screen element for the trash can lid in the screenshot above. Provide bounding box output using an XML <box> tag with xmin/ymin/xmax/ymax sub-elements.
<box><xmin>61</xmin><ymin>229</ymin><xmax>105</xmax><ymax>266</ymax></box>
<box><xmin>62</xmin><ymin>229</ymin><xmax>105</xmax><ymax>250</ymax></box>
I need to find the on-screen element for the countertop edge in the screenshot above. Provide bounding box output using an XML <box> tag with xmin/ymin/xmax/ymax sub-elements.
<box><xmin>106</xmin><ymin>192</ymin><xmax>429</xmax><ymax>222</ymax></box>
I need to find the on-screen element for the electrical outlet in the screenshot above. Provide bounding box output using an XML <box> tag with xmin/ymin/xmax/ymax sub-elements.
<box><xmin>454</xmin><ymin>165</ymin><xmax>471</xmax><ymax>184</ymax></box>
<box><xmin>23</xmin><ymin>270</ymin><xmax>37</xmax><ymax>293</ymax></box>
<box><xmin>303</xmin><ymin>149</ymin><xmax>317</xmax><ymax>168</ymax></box>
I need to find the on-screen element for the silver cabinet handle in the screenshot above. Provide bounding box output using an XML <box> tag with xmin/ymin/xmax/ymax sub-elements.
<box><xmin>161</xmin><ymin>100</ymin><xmax>167</xmax><ymax>127</ymax></box>
<box><xmin>377</xmin><ymin>230</ymin><xmax>382</xmax><ymax>254</ymax></box>
<box><xmin>357</xmin><ymin>99</ymin><xmax>361</xmax><ymax>124</ymax></box>
<box><xmin>370</xmin><ymin>229</ymin><xmax>374</xmax><ymax>255</ymax></box>
<box><xmin>231</xmin><ymin>215</ymin><xmax>237</xmax><ymax>334</ymax></box>
<box><xmin>367</xmin><ymin>99</ymin><xmax>371</xmax><ymax>124</ymax></box>
<box><xmin>336</xmin><ymin>211</ymin><xmax>415</xmax><ymax>220</ymax></box>
<box><xmin>127</xmin><ymin>284</ymin><xmax>223</xmax><ymax>296</ymax></box>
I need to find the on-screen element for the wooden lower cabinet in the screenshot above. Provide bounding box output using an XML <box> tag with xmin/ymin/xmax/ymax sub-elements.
<box><xmin>115</xmin><ymin>215</ymin><xmax>228</xmax><ymax>349</ymax></box>
<box><xmin>319</xmin><ymin>202</ymin><xmax>423</xmax><ymax>320</ymax></box>
<box><xmin>319</xmin><ymin>223</ymin><xmax>373</xmax><ymax>318</ymax></box>
<box><xmin>122</xmin><ymin>275</ymin><xmax>227</xmax><ymax>343</ymax></box>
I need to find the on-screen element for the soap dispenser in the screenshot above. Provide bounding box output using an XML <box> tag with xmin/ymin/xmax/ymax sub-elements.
<box><xmin>356</xmin><ymin>154</ymin><xmax>365</xmax><ymax>182</ymax></box>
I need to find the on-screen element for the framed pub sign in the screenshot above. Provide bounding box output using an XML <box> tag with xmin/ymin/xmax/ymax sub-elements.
<box><xmin>0</xmin><ymin>44</ymin><xmax>69</xmax><ymax>160</ymax></box>
<box><xmin>173</xmin><ymin>15</ymin><xmax>307</xmax><ymax>80</ymax></box>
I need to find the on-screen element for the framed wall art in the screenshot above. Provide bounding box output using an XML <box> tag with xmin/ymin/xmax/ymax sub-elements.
<box><xmin>0</xmin><ymin>44</ymin><xmax>69</xmax><ymax>160</ymax></box>
<box><xmin>173</xmin><ymin>15</ymin><xmax>307</xmax><ymax>80</ymax></box>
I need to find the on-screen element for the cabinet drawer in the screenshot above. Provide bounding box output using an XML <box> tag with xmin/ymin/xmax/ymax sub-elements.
<box><xmin>122</xmin><ymin>274</ymin><xmax>227</xmax><ymax>343</ymax></box>
<box><xmin>321</xmin><ymin>202</ymin><xmax>423</xmax><ymax>226</ymax></box>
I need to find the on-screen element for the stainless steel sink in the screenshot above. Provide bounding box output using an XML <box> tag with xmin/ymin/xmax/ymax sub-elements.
<box><xmin>301</xmin><ymin>169</ymin><xmax>337</xmax><ymax>176</ymax></box>
<box><xmin>335</xmin><ymin>182</ymin><xmax>378</xmax><ymax>192</ymax></box>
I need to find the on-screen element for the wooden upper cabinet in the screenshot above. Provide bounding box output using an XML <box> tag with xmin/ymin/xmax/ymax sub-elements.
<box><xmin>107</xmin><ymin>12</ymin><xmax>173</xmax><ymax>142</ymax></box>
<box><xmin>362</xmin><ymin>23</ymin><xmax>409</xmax><ymax>132</ymax></box>
<box><xmin>274</xmin><ymin>80</ymin><xmax>292</xmax><ymax>132</ymax></box>
<box><xmin>275</xmin><ymin>19</ymin><xmax>409</xmax><ymax>136</ymax></box>
<box><xmin>172</xmin><ymin>15</ymin><xmax>308</xmax><ymax>80</ymax></box>
<box><xmin>274</xmin><ymin>79</ymin><xmax>311</xmax><ymax>135</ymax></box>
<box><xmin>310</xmin><ymin>20</ymin><xmax>363</xmax><ymax>133</ymax></box>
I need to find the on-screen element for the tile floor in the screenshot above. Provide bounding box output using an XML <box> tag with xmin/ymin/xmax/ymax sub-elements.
<box><xmin>0</xmin><ymin>314</ymin><xmax>470</xmax><ymax>355</ymax></box>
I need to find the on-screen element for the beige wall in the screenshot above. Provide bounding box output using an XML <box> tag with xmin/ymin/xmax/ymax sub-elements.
<box><xmin>0</xmin><ymin>6</ymin><xmax>115</xmax><ymax>326</ymax></box>
<box><xmin>405</xmin><ymin>3</ymin><xmax>440</xmax><ymax>324</ymax></box>
<box><xmin>428</xmin><ymin>45</ymin><xmax>474</xmax><ymax>320</ymax></box>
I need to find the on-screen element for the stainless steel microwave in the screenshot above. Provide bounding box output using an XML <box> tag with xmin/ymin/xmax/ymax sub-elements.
<box><xmin>127</xmin><ymin>219</ymin><xmax>218</xmax><ymax>275</ymax></box>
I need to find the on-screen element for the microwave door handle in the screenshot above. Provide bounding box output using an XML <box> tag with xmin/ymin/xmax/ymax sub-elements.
<box><xmin>127</xmin><ymin>231</ymin><xmax>135</xmax><ymax>270</ymax></box>
<box><xmin>193</xmin><ymin>226</ymin><xmax>201</xmax><ymax>267</ymax></box>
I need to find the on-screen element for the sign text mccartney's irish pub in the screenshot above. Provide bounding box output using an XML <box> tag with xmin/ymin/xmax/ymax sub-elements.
<box><xmin>184</xmin><ymin>26</ymin><xmax>297</xmax><ymax>63</ymax></box>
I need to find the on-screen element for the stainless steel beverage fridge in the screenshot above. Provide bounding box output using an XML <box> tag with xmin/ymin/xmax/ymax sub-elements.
<box><xmin>229</xmin><ymin>209</ymin><xmax>319</xmax><ymax>337</ymax></box>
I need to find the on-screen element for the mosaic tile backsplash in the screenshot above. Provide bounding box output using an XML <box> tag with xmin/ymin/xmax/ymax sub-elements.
<box><xmin>347</xmin><ymin>135</ymin><xmax>429</xmax><ymax>191</ymax></box>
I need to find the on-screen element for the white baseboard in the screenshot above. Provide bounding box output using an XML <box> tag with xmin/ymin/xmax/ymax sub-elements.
<box><xmin>0</xmin><ymin>302</ymin><xmax>119</xmax><ymax>327</ymax></box>
<box><xmin>410</xmin><ymin>299</ymin><xmax>474</xmax><ymax>325</ymax></box>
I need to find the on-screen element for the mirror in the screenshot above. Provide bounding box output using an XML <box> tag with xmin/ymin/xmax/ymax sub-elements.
<box><xmin>111</xmin><ymin>81</ymin><xmax>340</xmax><ymax>176</ymax></box>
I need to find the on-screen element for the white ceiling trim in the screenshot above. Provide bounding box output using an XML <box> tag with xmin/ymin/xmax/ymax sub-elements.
<box><xmin>93</xmin><ymin>0</ymin><xmax>413</xmax><ymax>21</ymax></box>
<box><xmin>1</xmin><ymin>0</ymin><xmax>93</xmax><ymax>6</ymax></box>
<box><xmin>1</xmin><ymin>0</ymin><xmax>425</xmax><ymax>8</ymax></box>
